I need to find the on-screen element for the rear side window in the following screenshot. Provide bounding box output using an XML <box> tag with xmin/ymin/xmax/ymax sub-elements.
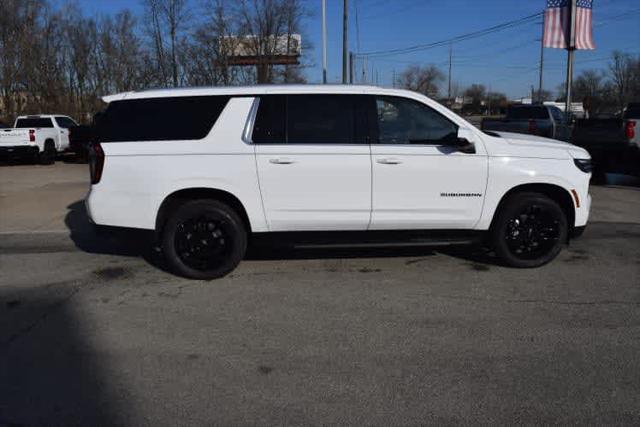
<box><xmin>252</xmin><ymin>96</ymin><xmax>286</xmax><ymax>143</ymax></box>
<box><xmin>288</xmin><ymin>95</ymin><xmax>354</xmax><ymax>144</ymax></box>
<box><xmin>99</xmin><ymin>96</ymin><xmax>230</xmax><ymax>142</ymax></box>
<box><xmin>55</xmin><ymin>116</ymin><xmax>78</xmax><ymax>128</ymax></box>
<box><xmin>15</xmin><ymin>118</ymin><xmax>54</xmax><ymax>128</ymax></box>
<box><xmin>252</xmin><ymin>94</ymin><xmax>371</xmax><ymax>144</ymax></box>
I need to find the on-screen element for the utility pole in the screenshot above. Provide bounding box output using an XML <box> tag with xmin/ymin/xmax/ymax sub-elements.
<box><xmin>322</xmin><ymin>0</ymin><xmax>327</xmax><ymax>84</ymax></box>
<box><xmin>531</xmin><ymin>85</ymin><xmax>535</xmax><ymax>103</ymax></box>
<box><xmin>564</xmin><ymin>0</ymin><xmax>577</xmax><ymax>117</ymax></box>
<box><xmin>538</xmin><ymin>14</ymin><xmax>545</xmax><ymax>103</ymax></box>
<box><xmin>448</xmin><ymin>43</ymin><xmax>453</xmax><ymax>102</ymax></box>
<box><xmin>362</xmin><ymin>56</ymin><xmax>367</xmax><ymax>83</ymax></box>
<box><xmin>349</xmin><ymin>52</ymin><xmax>354</xmax><ymax>84</ymax></box>
<box><xmin>342</xmin><ymin>0</ymin><xmax>348</xmax><ymax>84</ymax></box>
<box><xmin>392</xmin><ymin>69</ymin><xmax>396</xmax><ymax>88</ymax></box>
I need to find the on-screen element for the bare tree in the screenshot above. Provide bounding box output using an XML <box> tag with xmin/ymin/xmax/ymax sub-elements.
<box><xmin>396</xmin><ymin>65</ymin><xmax>444</xmax><ymax>97</ymax></box>
<box><xmin>235</xmin><ymin>0</ymin><xmax>307</xmax><ymax>84</ymax></box>
<box><xmin>464</xmin><ymin>84</ymin><xmax>487</xmax><ymax>106</ymax></box>
<box><xmin>142</xmin><ymin>0</ymin><xmax>189</xmax><ymax>87</ymax></box>
<box><xmin>485</xmin><ymin>91</ymin><xmax>507</xmax><ymax>115</ymax></box>
<box><xmin>610</xmin><ymin>51</ymin><xmax>635</xmax><ymax>111</ymax></box>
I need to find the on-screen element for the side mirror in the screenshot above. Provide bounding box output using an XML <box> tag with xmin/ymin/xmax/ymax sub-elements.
<box><xmin>455</xmin><ymin>137</ymin><xmax>476</xmax><ymax>154</ymax></box>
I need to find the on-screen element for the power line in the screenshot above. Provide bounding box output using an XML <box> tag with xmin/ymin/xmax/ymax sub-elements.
<box><xmin>357</xmin><ymin>12</ymin><xmax>542</xmax><ymax>58</ymax></box>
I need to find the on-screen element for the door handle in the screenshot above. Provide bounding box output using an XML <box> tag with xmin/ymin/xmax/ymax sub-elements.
<box><xmin>269</xmin><ymin>157</ymin><xmax>295</xmax><ymax>164</ymax></box>
<box><xmin>376</xmin><ymin>157</ymin><xmax>402</xmax><ymax>165</ymax></box>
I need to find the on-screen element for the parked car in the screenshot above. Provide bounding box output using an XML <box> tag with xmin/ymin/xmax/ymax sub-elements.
<box><xmin>571</xmin><ymin>102</ymin><xmax>639</xmax><ymax>178</ymax></box>
<box><xmin>86</xmin><ymin>85</ymin><xmax>592</xmax><ymax>279</ymax></box>
<box><xmin>481</xmin><ymin>105</ymin><xmax>572</xmax><ymax>141</ymax></box>
<box><xmin>0</xmin><ymin>114</ymin><xmax>78</xmax><ymax>164</ymax></box>
<box><xmin>69</xmin><ymin>124</ymin><xmax>96</xmax><ymax>161</ymax></box>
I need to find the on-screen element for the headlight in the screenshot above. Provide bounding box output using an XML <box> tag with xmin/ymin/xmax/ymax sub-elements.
<box><xmin>574</xmin><ymin>158</ymin><xmax>592</xmax><ymax>173</ymax></box>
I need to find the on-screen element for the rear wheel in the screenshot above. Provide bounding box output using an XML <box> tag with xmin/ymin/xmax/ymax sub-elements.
<box><xmin>490</xmin><ymin>193</ymin><xmax>568</xmax><ymax>268</ymax></box>
<box><xmin>161</xmin><ymin>199</ymin><xmax>247</xmax><ymax>280</ymax></box>
<box><xmin>39</xmin><ymin>141</ymin><xmax>56</xmax><ymax>165</ymax></box>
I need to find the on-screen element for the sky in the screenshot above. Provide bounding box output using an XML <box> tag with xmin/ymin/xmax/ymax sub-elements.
<box><xmin>69</xmin><ymin>0</ymin><xmax>640</xmax><ymax>99</ymax></box>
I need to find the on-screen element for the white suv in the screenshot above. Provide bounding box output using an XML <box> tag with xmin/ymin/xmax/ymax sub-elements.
<box><xmin>86</xmin><ymin>85</ymin><xmax>592</xmax><ymax>279</ymax></box>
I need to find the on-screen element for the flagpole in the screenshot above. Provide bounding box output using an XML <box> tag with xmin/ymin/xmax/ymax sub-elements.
<box><xmin>564</xmin><ymin>0</ymin><xmax>577</xmax><ymax>117</ymax></box>
<box><xmin>538</xmin><ymin>11</ymin><xmax>545</xmax><ymax>103</ymax></box>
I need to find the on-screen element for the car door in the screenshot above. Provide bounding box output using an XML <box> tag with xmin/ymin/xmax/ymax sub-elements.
<box><xmin>253</xmin><ymin>94</ymin><xmax>372</xmax><ymax>231</ymax></box>
<box><xmin>369</xmin><ymin>95</ymin><xmax>488</xmax><ymax>230</ymax></box>
<box><xmin>55</xmin><ymin>116</ymin><xmax>77</xmax><ymax>149</ymax></box>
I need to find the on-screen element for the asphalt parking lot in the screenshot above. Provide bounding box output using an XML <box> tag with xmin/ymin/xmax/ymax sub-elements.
<box><xmin>1</xmin><ymin>161</ymin><xmax>639</xmax><ymax>424</ymax></box>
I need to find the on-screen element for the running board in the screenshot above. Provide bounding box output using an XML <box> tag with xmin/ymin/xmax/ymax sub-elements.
<box><xmin>251</xmin><ymin>230</ymin><xmax>484</xmax><ymax>249</ymax></box>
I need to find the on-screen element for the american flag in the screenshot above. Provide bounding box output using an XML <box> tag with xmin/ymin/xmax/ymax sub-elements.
<box><xmin>543</xmin><ymin>0</ymin><xmax>595</xmax><ymax>50</ymax></box>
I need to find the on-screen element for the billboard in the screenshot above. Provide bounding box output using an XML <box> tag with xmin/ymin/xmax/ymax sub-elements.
<box><xmin>222</xmin><ymin>34</ymin><xmax>301</xmax><ymax>66</ymax></box>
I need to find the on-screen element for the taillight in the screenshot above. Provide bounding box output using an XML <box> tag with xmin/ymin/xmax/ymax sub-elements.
<box><xmin>626</xmin><ymin>120</ymin><xmax>636</xmax><ymax>139</ymax></box>
<box><xmin>528</xmin><ymin>119</ymin><xmax>537</xmax><ymax>134</ymax></box>
<box><xmin>29</xmin><ymin>129</ymin><xmax>35</xmax><ymax>142</ymax></box>
<box><xmin>89</xmin><ymin>143</ymin><xmax>105</xmax><ymax>184</ymax></box>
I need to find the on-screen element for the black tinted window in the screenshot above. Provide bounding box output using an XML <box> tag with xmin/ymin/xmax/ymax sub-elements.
<box><xmin>550</xmin><ymin>107</ymin><xmax>564</xmax><ymax>122</ymax></box>
<box><xmin>15</xmin><ymin>118</ymin><xmax>54</xmax><ymax>128</ymax></box>
<box><xmin>375</xmin><ymin>96</ymin><xmax>458</xmax><ymax>144</ymax></box>
<box><xmin>623</xmin><ymin>103</ymin><xmax>640</xmax><ymax>119</ymax></box>
<box><xmin>252</xmin><ymin>95</ymin><xmax>286</xmax><ymax>143</ymax></box>
<box><xmin>55</xmin><ymin>116</ymin><xmax>78</xmax><ymax>128</ymax></box>
<box><xmin>252</xmin><ymin>95</ymin><xmax>370</xmax><ymax>144</ymax></box>
<box><xmin>99</xmin><ymin>96</ymin><xmax>230</xmax><ymax>142</ymax></box>
<box><xmin>288</xmin><ymin>95</ymin><xmax>354</xmax><ymax>144</ymax></box>
<box><xmin>507</xmin><ymin>106</ymin><xmax>549</xmax><ymax>120</ymax></box>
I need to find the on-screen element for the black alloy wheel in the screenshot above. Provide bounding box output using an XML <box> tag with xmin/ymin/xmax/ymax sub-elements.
<box><xmin>491</xmin><ymin>192</ymin><xmax>568</xmax><ymax>268</ymax></box>
<box><xmin>162</xmin><ymin>200</ymin><xmax>247</xmax><ymax>279</ymax></box>
<box><xmin>504</xmin><ymin>204</ymin><xmax>560</xmax><ymax>260</ymax></box>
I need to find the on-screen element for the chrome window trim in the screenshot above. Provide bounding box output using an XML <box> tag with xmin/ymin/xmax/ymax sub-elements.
<box><xmin>242</xmin><ymin>97</ymin><xmax>261</xmax><ymax>144</ymax></box>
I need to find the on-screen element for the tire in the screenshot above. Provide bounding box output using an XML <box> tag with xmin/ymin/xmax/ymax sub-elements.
<box><xmin>490</xmin><ymin>192</ymin><xmax>568</xmax><ymax>268</ymax></box>
<box><xmin>161</xmin><ymin>199</ymin><xmax>247</xmax><ymax>280</ymax></box>
<box><xmin>39</xmin><ymin>141</ymin><xmax>56</xmax><ymax>165</ymax></box>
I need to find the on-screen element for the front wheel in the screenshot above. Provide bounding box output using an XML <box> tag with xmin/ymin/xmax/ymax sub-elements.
<box><xmin>161</xmin><ymin>200</ymin><xmax>247</xmax><ymax>280</ymax></box>
<box><xmin>490</xmin><ymin>193</ymin><xmax>568</xmax><ymax>268</ymax></box>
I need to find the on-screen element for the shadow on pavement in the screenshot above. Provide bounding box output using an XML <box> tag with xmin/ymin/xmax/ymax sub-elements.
<box><xmin>0</xmin><ymin>288</ymin><xmax>129</xmax><ymax>424</ymax></box>
<box><xmin>65</xmin><ymin>200</ymin><xmax>498</xmax><ymax>268</ymax></box>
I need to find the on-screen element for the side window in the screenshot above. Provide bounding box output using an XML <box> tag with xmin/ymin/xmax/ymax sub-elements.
<box><xmin>375</xmin><ymin>96</ymin><xmax>458</xmax><ymax>145</ymax></box>
<box><xmin>252</xmin><ymin>95</ymin><xmax>286</xmax><ymax>143</ymax></box>
<box><xmin>252</xmin><ymin>95</ymin><xmax>371</xmax><ymax>144</ymax></box>
<box><xmin>550</xmin><ymin>107</ymin><xmax>563</xmax><ymax>122</ymax></box>
<box><xmin>287</xmin><ymin>95</ymin><xmax>354</xmax><ymax>144</ymax></box>
<box><xmin>55</xmin><ymin>116</ymin><xmax>78</xmax><ymax>128</ymax></box>
<box><xmin>99</xmin><ymin>96</ymin><xmax>230</xmax><ymax>142</ymax></box>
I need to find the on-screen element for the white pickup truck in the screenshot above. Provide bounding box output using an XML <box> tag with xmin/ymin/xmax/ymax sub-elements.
<box><xmin>0</xmin><ymin>114</ymin><xmax>78</xmax><ymax>164</ymax></box>
<box><xmin>86</xmin><ymin>85</ymin><xmax>592</xmax><ymax>279</ymax></box>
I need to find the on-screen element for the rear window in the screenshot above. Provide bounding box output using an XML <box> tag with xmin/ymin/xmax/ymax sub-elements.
<box><xmin>623</xmin><ymin>104</ymin><xmax>640</xmax><ymax>119</ymax></box>
<box><xmin>98</xmin><ymin>96</ymin><xmax>230</xmax><ymax>142</ymax></box>
<box><xmin>506</xmin><ymin>107</ymin><xmax>549</xmax><ymax>120</ymax></box>
<box><xmin>15</xmin><ymin>118</ymin><xmax>54</xmax><ymax>128</ymax></box>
